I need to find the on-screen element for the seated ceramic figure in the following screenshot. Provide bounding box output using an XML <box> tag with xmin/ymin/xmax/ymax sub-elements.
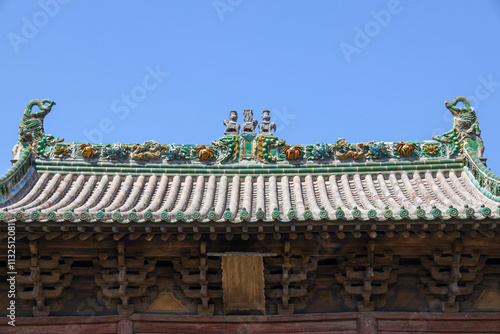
<box><xmin>242</xmin><ymin>109</ymin><xmax>258</xmax><ymax>134</ymax></box>
<box><xmin>259</xmin><ymin>110</ymin><xmax>276</xmax><ymax>135</ymax></box>
<box><xmin>223</xmin><ymin>111</ymin><xmax>240</xmax><ymax>135</ymax></box>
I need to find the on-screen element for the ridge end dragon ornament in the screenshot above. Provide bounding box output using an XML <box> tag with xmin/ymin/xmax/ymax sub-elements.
<box><xmin>18</xmin><ymin>99</ymin><xmax>57</xmax><ymax>144</ymax></box>
<box><xmin>434</xmin><ymin>96</ymin><xmax>483</xmax><ymax>157</ymax></box>
<box><xmin>16</xmin><ymin>99</ymin><xmax>65</xmax><ymax>159</ymax></box>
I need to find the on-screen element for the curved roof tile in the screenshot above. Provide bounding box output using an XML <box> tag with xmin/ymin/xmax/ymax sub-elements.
<box><xmin>2</xmin><ymin>170</ymin><xmax>498</xmax><ymax>223</ymax></box>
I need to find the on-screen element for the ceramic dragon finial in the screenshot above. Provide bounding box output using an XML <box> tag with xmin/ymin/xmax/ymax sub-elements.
<box><xmin>445</xmin><ymin>96</ymin><xmax>480</xmax><ymax>136</ymax></box>
<box><xmin>18</xmin><ymin>99</ymin><xmax>56</xmax><ymax>144</ymax></box>
<box><xmin>433</xmin><ymin>96</ymin><xmax>484</xmax><ymax>157</ymax></box>
<box><xmin>446</xmin><ymin>96</ymin><xmax>483</xmax><ymax>157</ymax></box>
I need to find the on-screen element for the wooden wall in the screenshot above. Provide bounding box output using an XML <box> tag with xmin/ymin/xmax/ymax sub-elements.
<box><xmin>1</xmin><ymin>313</ymin><xmax>500</xmax><ymax>333</ymax></box>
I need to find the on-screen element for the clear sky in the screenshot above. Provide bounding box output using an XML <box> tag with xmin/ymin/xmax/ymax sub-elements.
<box><xmin>1</xmin><ymin>0</ymin><xmax>499</xmax><ymax>175</ymax></box>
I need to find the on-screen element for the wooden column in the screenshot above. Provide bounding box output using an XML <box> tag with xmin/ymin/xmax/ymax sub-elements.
<box><xmin>117</xmin><ymin>319</ymin><xmax>133</xmax><ymax>334</ymax></box>
<box><xmin>358</xmin><ymin>315</ymin><xmax>377</xmax><ymax>334</ymax></box>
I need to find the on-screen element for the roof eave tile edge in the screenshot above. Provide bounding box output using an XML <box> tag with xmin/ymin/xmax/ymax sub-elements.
<box><xmin>463</xmin><ymin>140</ymin><xmax>500</xmax><ymax>201</ymax></box>
<box><xmin>0</xmin><ymin>147</ymin><xmax>34</xmax><ymax>203</ymax></box>
<box><xmin>2</xmin><ymin>206</ymin><xmax>499</xmax><ymax>224</ymax></box>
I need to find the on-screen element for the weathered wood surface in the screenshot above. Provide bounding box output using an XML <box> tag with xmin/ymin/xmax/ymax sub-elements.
<box><xmin>3</xmin><ymin>221</ymin><xmax>500</xmax><ymax>258</ymax></box>
<box><xmin>3</xmin><ymin>232</ymin><xmax>500</xmax><ymax>258</ymax></box>
<box><xmin>133</xmin><ymin>320</ymin><xmax>357</xmax><ymax>333</ymax></box>
<box><xmin>2</xmin><ymin>234</ymin><xmax>500</xmax><ymax>317</ymax></box>
<box><xmin>221</xmin><ymin>254</ymin><xmax>266</xmax><ymax>315</ymax></box>
<box><xmin>0</xmin><ymin>315</ymin><xmax>120</xmax><ymax>334</ymax></box>
<box><xmin>0</xmin><ymin>324</ymin><xmax>117</xmax><ymax>334</ymax></box>
<box><xmin>1</xmin><ymin>313</ymin><xmax>499</xmax><ymax>333</ymax></box>
<box><xmin>378</xmin><ymin>320</ymin><xmax>500</xmax><ymax>332</ymax></box>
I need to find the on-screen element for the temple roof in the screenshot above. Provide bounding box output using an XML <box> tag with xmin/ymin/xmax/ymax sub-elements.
<box><xmin>1</xmin><ymin>97</ymin><xmax>499</xmax><ymax>223</ymax></box>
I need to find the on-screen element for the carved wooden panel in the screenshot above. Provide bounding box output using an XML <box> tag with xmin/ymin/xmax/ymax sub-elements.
<box><xmin>221</xmin><ymin>254</ymin><xmax>265</xmax><ymax>315</ymax></box>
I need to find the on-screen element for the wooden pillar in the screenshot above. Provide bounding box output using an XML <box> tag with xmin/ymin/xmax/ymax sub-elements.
<box><xmin>117</xmin><ymin>319</ymin><xmax>133</xmax><ymax>334</ymax></box>
<box><xmin>358</xmin><ymin>315</ymin><xmax>377</xmax><ymax>334</ymax></box>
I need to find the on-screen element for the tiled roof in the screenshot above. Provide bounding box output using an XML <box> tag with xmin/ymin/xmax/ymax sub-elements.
<box><xmin>1</xmin><ymin>165</ymin><xmax>498</xmax><ymax>223</ymax></box>
<box><xmin>1</xmin><ymin>97</ymin><xmax>499</xmax><ymax>223</ymax></box>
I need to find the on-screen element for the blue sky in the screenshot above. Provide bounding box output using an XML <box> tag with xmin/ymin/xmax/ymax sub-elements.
<box><xmin>1</xmin><ymin>0</ymin><xmax>500</xmax><ymax>175</ymax></box>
